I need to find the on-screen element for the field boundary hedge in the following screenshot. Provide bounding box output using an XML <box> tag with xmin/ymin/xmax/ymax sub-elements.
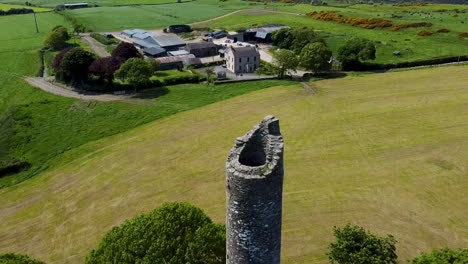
<box><xmin>361</xmin><ymin>55</ymin><xmax>468</xmax><ymax>71</ymax></box>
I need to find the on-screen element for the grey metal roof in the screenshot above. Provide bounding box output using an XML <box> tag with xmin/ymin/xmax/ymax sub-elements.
<box><xmin>144</xmin><ymin>46</ymin><xmax>166</xmax><ymax>56</ymax></box>
<box><xmin>186</xmin><ymin>42</ymin><xmax>217</xmax><ymax>50</ymax></box>
<box><xmin>227</xmin><ymin>46</ymin><xmax>259</xmax><ymax>57</ymax></box>
<box><xmin>157</xmin><ymin>54</ymin><xmax>195</xmax><ymax>64</ymax></box>
<box><xmin>134</xmin><ymin>39</ymin><xmax>157</xmax><ymax>49</ymax></box>
<box><xmin>255</xmin><ymin>26</ymin><xmax>289</xmax><ymax>39</ymax></box>
<box><xmin>153</xmin><ymin>34</ymin><xmax>185</xmax><ymax>48</ymax></box>
<box><xmin>168</xmin><ymin>50</ymin><xmax>190</xmax><ymax>56</ymax></box>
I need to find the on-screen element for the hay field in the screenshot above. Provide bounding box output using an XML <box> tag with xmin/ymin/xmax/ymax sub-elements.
<box><xmin>1</xmin><ymin>65</ymin><xmax>467</xmax><ymax>263</ymax></box>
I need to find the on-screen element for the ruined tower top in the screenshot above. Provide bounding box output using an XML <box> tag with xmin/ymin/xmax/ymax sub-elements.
<box><xmin>226</xmin><ymin>115</ymin><xmax>284</xmax><ymax>264</ymax></box>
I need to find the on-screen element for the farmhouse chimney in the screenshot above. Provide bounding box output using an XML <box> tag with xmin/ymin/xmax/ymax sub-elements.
<box><xmin>226</xmin><ymin>115</ymin><xmax>284</xmax><ymax>264</ymax></box>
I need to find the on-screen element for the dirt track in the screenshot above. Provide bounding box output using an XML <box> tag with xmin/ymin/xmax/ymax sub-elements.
<box><xmin>80</xmin><ymin>34</ymin><xmax>111</xmax><ymax>57</ymax></box>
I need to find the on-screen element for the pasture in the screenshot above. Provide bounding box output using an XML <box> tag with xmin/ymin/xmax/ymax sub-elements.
<box><xmin>0</xmin><ymin>3</ymin><xmax>50</xmax><ymax>12</ymax></box>
<box><xmin>0</xmin><ymin>0</ymin><xmax>190</xmax><ymax>7</ymax></box>
<box><xmin>0</xmin><ymin>12</ymin><xmax>293</xmax><ymax>188</ymax></box>
<box><xmin>0</xmin><ymin>65</ymin><xmax>466</xmax><ymax>263</ymax></box>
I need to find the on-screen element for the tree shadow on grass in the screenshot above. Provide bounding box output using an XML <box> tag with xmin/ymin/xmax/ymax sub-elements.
<box><xmin>302</xmin><ymin>71</ymin><xmax>348</xmax><ymax>82</ymax></box>
<box><xmin>132</xmin><ymin>87</ymin><xmax>170</xmax><ymax>99</ymax></box>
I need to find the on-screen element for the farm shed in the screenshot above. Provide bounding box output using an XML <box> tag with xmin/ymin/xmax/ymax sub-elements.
<box><xmin>143</xmin><ymin>46</ymin><xmax>166</xmax><ymax>57</ymax></box>
<box><xmin>255</xmin><ymin>25</ymin><xmax>289</xmax><ymax>43</ymax></box>
<box><xmin>167</xmin><ymin>25</ymin><xmax>192</xmax><ymax>33</ymax></box>
<box><xmin>185</xmin><ymin>42</ymin><xmax>218</xmax><ymax>58</ymax></box>
<box><xmin>152</xmin><ymin>34</ymin><xmax>186</xmax><ymax>51</ymax></box>
<box><xmin>168</xmin><ymin>50</ymin><xmax>190</xmax><ymax>56</ymax></box>
<box><xmin>121</xmin><ymin>29</ymin><xmax>146</xmax><ymax>38</ymax></box>
<box><xmin>156</xmin><ymin>54</ymin><xmax>196</xmax><ymax>70</ymax></box>
<box><xmin>62</xmin><ymin>3</ymin><xmax>88</xmax><ymax>9</ymax></box>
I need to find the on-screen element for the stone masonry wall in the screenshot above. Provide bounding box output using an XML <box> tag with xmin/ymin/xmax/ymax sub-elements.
<box><xmin>226</xmin><ymin>115</ymin><xmax>284</xmax><ymax>264</ymax></box>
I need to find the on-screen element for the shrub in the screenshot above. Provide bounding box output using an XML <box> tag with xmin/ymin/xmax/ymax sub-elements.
<box><xmin>0</xmin><ymin>253</ymin><xmax>46</xmax><ymax>264</ymax></box>
<box><xmin>327</xmin><ymin>224</ymin><xmax>397</xmax><ymax>264</ymax></box>
<box><xmin>0</xmin><ymin>158</ymin><xmax>31</xmax><ymax>178</ymax></box>
<box><xmin>418</xmin><ymin>30</ymin><xmax>433</xmax><ymax>36</ymax></box>
<box><xmin>392</xmin><ymin>22</ymin><xmax>432</xmax><ymax>32</ymax></box>
<box><xmin>307</xmin><ymin>11</ymin><xmax>393</xmax><ymax>30</ymax></box>
<box><xmin>90</xmin><ymin>33</ymin><xmax>118</xmax><ymax>45</ymax></box>
<box><xmin>86</xmin><ymin>202</ymin><xmax>225</xmax><ymax>264</ymax></box>
<box><xmin>411</xmin><ymin>248</ymin><xmax>468</xmax><ymax>264</ymax></box>
<box><xmin>459</xmin><ymin>32</ymin><xmax>468</xmax><ymax>39</ymax></box>
<box><xmin>436</xmin><ymin>28</ymin><xmax>450</xmax><ymax>33</ymax></box>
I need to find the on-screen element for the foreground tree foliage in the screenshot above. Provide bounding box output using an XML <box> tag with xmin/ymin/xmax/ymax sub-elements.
<box><xmin>299</xmin><ymin>42</ymin><xmax>332</xmax><ymax>73</ymax></box>
<box><xmin>337</xmin><ymin>37</ymin><xmax>376</xmax><ymax>70</ymax></box>
<box><xmin>86</xmin><ymin>203</ymin><xmax>226</xmax><ymax>264</ymax></box>
<box><xmin>57</xmin><ymin>48</ymin><xmax>95</xmax><ymax>86</ymax></box>
<box><xmin>273</xmin><ymin>49</ymin><xmax>299</xmax><ymax>78</ymax></box>
<box><xmin>115</xmin><ymin>58</ymin><xmax>153</xmax><ymax>92</ymax></box>
<box><xmin>111</xmin><ymin>42</ymin><xmax>142</xmax><ymax>61</ymax></box>
<box><xmin>411</xmin><ymin>248</ymin><xmax>468</xmax><ymax>264</ymax></box>
<box><xmin>44</xmin><ymin>26</ymin><xmax>70</xmax><ymax>51</ymax></box>
<box><xmin>0</xmin><ymin>253</ymin><xmax>46</xmax><ymax>264</ymax></box>
<box><xmin>327</xmin><ymin>224</ymin><xmax>397</xmax><ymax>264</ymax></box>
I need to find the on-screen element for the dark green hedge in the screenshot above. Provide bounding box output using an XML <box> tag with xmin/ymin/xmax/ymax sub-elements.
<box><xmin>0</xmin><ymin>253</ymin><xmax>46</xmax><ymax>264</ymax></box>
<box><xmin>359</xmin><ymin>55</ymin><xmax>468</xmax><ymax>71</ymax></box>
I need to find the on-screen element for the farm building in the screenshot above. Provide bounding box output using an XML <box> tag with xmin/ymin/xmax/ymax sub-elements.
<box><xmin>225</xmin><ymin>46</ymin><xmax>260</xmax><ymax>74</ymax></box>
<box><xmin>185</xmin><ymin>42</ymin><xmax>218</xmax><ymax>58</ymax></box>
<box><xmin>62</xmin><ymin>3</ymin><xmax>88</xmax><ymax>9</ymax></box>
<box><xmin>121</xmin><ymin>29</ymin><xmax>146</xmax><ymax>38</ymax></box>
<box><xmin>227</xmin><ymin>32</ymin><xmax>244</xmax><ymax>43</ymax></box>
<box><xmin>156</xmin><ymin>54</ymin><xmax>196</xmax><ymax>70</ymax></box>
<box><xmin>143</xmin><ymin>46</ymin><xmax>166</xmax><ymax>57</ymax></box>
<box><xmin>152</xmin><ymin>34</ymin><xmax>186</xmax><ymax>51</ymax></box>
<box><xmin>121</xmin><ymin>29</ymin><xmax>186</xmax><ymax>51</ymax></box>
<box><xmin>255</xmin><ymin>25</ymin><xmax>289</xmax><ymax>43</ymax></box>
<box><xmin>168</xmin><ymin>50</ymin><xmax>190</xmax><ymax>56</ymax></box>
<box><xmin>166</xmin><ymin>25</ymin><xmax>192</xmax><ymax>33</ymax></box>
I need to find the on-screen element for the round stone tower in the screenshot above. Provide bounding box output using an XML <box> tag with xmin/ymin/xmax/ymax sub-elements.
<box><xmin>226</xmin><ymin>115</ymin><xmax>284</xmax><ymax>264</ymax></box>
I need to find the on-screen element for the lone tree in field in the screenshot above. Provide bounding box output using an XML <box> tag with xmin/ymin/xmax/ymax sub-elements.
<box><xmin>115</xmin><ymin>58</ymin><xmax>153</xmax><ymax>92</ymax></box>
<box><xmin>337</xmin><ymin>37</ymin><xmax>376</xmax><ymax>70</ymax></box>
<box><xmin>44</xmin><ymin>26</ymin><xmax>70</xmax><ymax>50</ymax></box>
<box><xmin>58</xmin><ymin>47</ymin><xmax>95</xmax><ymax>86</ymax></box>
<box><xmin>88</xmin><ymin>56</ymin><xmax>124</xmax><ymax>84</ymax></box>
<box><xmin>111</xmin><ymin>42</ymin><xmax>142</xmax><ymax>61</ymax></box>
<box><xmin>273</xmin><ymin>49</ymin><xmax>299</xmax><ymax>78</ymax></box>
<box><xmin>327</xmin><ymin>224</ymin><xmax>397</xmax><ymax>264</ymax></box>
<box><xmin>299</xmin><ymin>42</ymin><xmax>332</xmax><ymax>73</ymax></box>
<box><xmin>411</xmin><ymin>248</ymin><xmax>468</xmax><ymax>264</ymax></box>
<box><xmin>0</xmin><ymin>253</ymin><xmax>46</xmax><ymax>264</ymax></box>
<box><xmin>86</xmin><ymin>202</ymin><xmax>225</xmax><ymax>264</ymax></box>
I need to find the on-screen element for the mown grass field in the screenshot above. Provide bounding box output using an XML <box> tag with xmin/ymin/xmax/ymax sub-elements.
<box><xmin>0</xmin><ymin>0</ymin><xmax>190</xmax><ymax>7</ymax></box>
<box><xmin>1</xmin><ymin>65</ymin><xmax>466</xmax><ymax>263</ymax></box>
<box><xmin>0</xmin><ymin>12</ymin><xmax>294</xmax><ymax>187</ymax></box>
<box><xmin>194</xmin><ymin>3</ymin><xmax>468</xmax><ymax>64</ymax></box>
<box><xmin>0</xmin><ymin>3</ymin><xmax>50</xmax><ymax>11</ymax></box>
<box><xmin>65</xmin><ymin>0</ymin><xmax>256</xmax><ymax>32</ymax></box>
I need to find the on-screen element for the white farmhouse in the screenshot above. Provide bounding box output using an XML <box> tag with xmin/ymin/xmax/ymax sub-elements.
<box><xmin>225</xmin><ymin>46</ymin><xmax>260</xmax><ymax>74</ymax></box>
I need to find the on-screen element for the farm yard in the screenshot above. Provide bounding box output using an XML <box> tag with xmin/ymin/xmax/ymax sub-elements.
<box><xmin>1</xmin><ymin>65</ymin><xmax>467</xmax><ymax>263</ymax></box>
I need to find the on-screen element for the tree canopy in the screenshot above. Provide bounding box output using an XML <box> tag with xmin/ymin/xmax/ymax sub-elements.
<box><xmin>272</xmin><ymin>27</ymin><xmax>323</xmax><ymax>53</ymax></box>
<box><xmin>88</xmin><ymin>56</ymin><xmax>124</xmax><ymax>84</ymax></box>
<box><xmin>0</xmin><ymin>253</ymin><xmax>46</xmax><ymax>264</ymax></box>
<box><xmin>411</xmin><ymin>248</ymin><xmax>468</xmax><ymax>264</ymax></box>
<box><xmin>273</xmin><ymin>49</ymin><xmax>299</xmax><ymax>77</ymax></box>
<box><xmin>44</xmin><ymin>26</ymin><xmax>70</xmax><ymax>51</ymax></box>
<box><xmin>337</xmin><ymin>37</ymin><xmax>376</xmax><ymax>70</ymax></box>
<box><xmin>111</xmin><ymin>42</ymin><xmax>142</xmax><ymax>61</ymax></box>
<box><xmin>86</xmin><ymin>202</ymin><xmax>226</xmax><ymax>264</ymax></box>
<box><xmin>327</xmin><ymin>224</ymin><xmax>397</xmax><ymax>264</ymax></box>
<box><xmin>59</xmin><ymin>48</ymin><xmax>95</xmax><ymax>85</ymax></box>
<box><xmin>299</xmin><ymin>42</ymin><xmax>332</xmax><ymax>73</ymax></box>
<box><xmin>115</xmin><ymin>58</ymin><xmax>153</xmax><ymax>91</ymax></box>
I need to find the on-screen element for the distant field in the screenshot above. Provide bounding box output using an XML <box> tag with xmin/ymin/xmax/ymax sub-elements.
<box><xmin>66</xmin><ymin>1</ymin><xmax>252</xmax><ymax>32</ymax></box>
<box><xmin>0</xmin><ymin>0</ymin><xmax>186</xmax><ymax>7</ymax></box>
<box><xmin>0</xmin><ymin>3</ymin><xmax>50</xmax><ymax>11</ymax></box>
<box><xmin>0</xmin><ymin>65</ymin><xmax>466</xmax><ymax>263</ymax></box>
<box><xmin>195</xmin><ymin>4</ymin><xmax>468</xmax><ymax>64</ymax></box>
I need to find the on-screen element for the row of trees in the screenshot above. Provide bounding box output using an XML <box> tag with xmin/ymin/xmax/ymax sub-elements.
<box><xmin>269</xmin><ymin>28</ymin><xmax>377</xmax><ymax>74</ymax></box>
<box><xmin>51</xmin><ymin>39</ymin><xmax>160</xmax><ymax>90</ymax></box>
<box><xmin>2</xmin><ymin>202</ymin><xmax>466</xmax><ymax>264</ymax></box>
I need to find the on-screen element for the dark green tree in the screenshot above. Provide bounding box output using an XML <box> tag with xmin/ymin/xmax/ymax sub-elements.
<box><xmin>44</xmin><ymin>26</ymin><xmax>70</xmax><ymax>51</ymax></box>
<box><xmin>272</xmin><ymin>27</ymin><xmax>323</xmax><ymax>53</ymax></box>
<box><xmin>0</xmin><ymin>253</ymin><xmax>46</xmax><ymax>264</ymax></box>
<box><xmin>273</xmin><ymin>49</ymin><xmax>299</xmax><ymax>78</ymax></box>
<box><xmin>411</xmin><ymin>248</ymin><xmax>468</xmax><ymax>264</ymax></box>
<box><xmin>299</xmin><ymin>42</ymin><xmax>332</xmax><ymax>73</ymax></box>
<box><xmin>86</xmin><ymin>202</ymin><xmax>226</xmax><ymax>264</ymax></box>
<box><xmin>115</xmin><ymin>58</ymin><xmax>153</xmax><ymax>92</ymax></box>
<box><xmin>59</xmin><ymin>48</ymin><xmax>95</xmax><ymax>86</ymax></box>
<box><xmin>327</xmin><ymin>224</ymin><xmax>397</xmax><ymax>264</ymax></box>
<box><xmin>337</xmin><ymin>37</ymin><xmax>376</xmax><ymax>70</ymax></box>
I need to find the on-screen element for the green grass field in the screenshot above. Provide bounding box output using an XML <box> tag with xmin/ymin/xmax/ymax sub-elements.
<box><xmin>0</xmin><ymin>65</ymin><xmax>466</xmax><ymax>263</ymax></box>
<box><xmin>0</xmin><ymin>12</ymin><xmax>294</xmax><ymax>187</ymax></box>
<box><xmin>0</xmin><ymin>0</ymin><xmax>190</xmax><ymax>7</ymax></box>
<box><xmin>65</xmin><ymin>0</ymin><xmax>255</xmax><ymax>32</ymax></box>
<box><xmin>0</xmin><ymin>3</ymin><xmax>50</xmax><ymax>11</ymax></box>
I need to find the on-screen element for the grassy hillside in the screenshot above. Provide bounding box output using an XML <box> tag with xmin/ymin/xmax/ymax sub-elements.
<box><xmin>0</xmin><ymin>3</ymin><xmax>50</xmax><ymax>11</ymax></box>
<box><xmin>1</xmin><ymin>65</ymin><xmax>466</xmax><ymax>263</ymax></box>
<box><xmin>0</xmin><ymin>12</ymin><xmax>294</xmax><ymax>187</ymax></box>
